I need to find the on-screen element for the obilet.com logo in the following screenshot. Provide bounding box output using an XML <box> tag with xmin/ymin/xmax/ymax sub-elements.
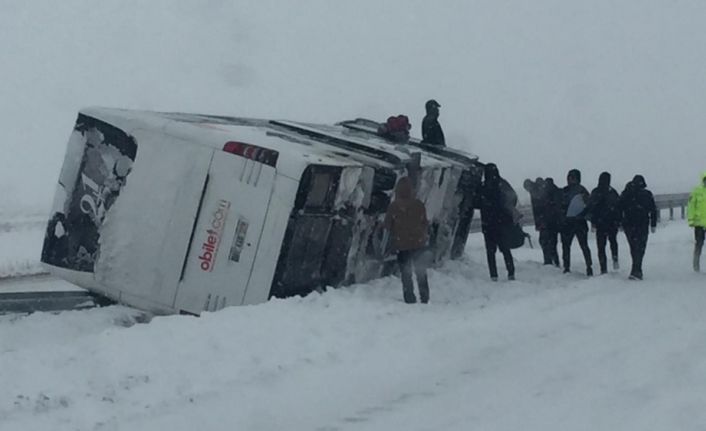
<box><xmin>198</xmin><ymin>199</ymin><xmax>231</xmax><ymax>271</ymax></box>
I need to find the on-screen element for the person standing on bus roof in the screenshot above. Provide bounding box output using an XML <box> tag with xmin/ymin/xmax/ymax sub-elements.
<box><xmin>421</xmin><ymin>99</ymin><xmax>445</xmax><ymax>147</ymax></box>
<box><xmin>384</xmin><ymin>177</ymin><xmax>430</xmax><ymax>304</ymax></box>
<box><xmin>687</xmin><ymin>172</ymin><xmax>706</xmax><ymax>272</ymax></box>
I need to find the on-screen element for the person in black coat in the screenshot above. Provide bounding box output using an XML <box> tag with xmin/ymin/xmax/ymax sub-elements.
<box><xmin>476</xmin><ymin>163</ymin><xmax>517</xmax><ymax>281</ymax></box>
<box><xmin>585</xmin><ymin>172</ymin><xmax>621</xmax><ymax>274</ymax></box>
<box><xmin>561</xmin><ymin>169</ymin><xmax>593</xmax><ymax>276</ymax></box>
<box><xmin>542</xmin><ymin>177</ymin><xmax>562</xmax><ymax>266</ymax></box>
<box><xmin>524</xmin><ymin>177</ymin><xmax>558</xmax><ymax>265</ymax></box>
<box><xmin>421</xmin><ymin>99</ymin><xmax>445</xmax><ymax>147</ymax></box>
<box><xmin>523</xmin><ymin>178</ymin><xmax>546</xmax><ymax>231</ymax></box>
<box><xmin>619</xmin><ymin>175</ymin><xmax>657</xmax><ymax>280</ymax></box>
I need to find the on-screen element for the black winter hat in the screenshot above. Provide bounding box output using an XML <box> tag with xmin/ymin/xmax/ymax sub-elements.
<box><xmin>632</xmin><ymin>174</ymin><xmax>647</xmax><ymax>188</ymax></box>
<box><xmin>598</xmin><ymin>171</ymin><xmax>611</xmax><ymax>188</ymax></box>
<box><xmin>567</xmin><ymin>169</ymin><xmax>581</xmax><ymax>183</ymax></box>
<box><xmin>425</xmin><ymin>99</ymin><xmax>441</xmax><ymax>111</ymax></box>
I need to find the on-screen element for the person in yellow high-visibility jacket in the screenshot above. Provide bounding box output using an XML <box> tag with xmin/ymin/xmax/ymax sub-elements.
<box><xmin>687</xmin><ymin>172</ymin><xmax>706</xmax><ymax>271</ymax></box>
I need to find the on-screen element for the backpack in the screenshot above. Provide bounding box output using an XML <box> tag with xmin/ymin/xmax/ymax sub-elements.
<box><xmin>566</xmin><ymin>194</ymin><xmax>586</xmax><ymax>218</ymax></box>
<box><xmin>500</xmin><ymin>223</ymin><xmax>527</xmax><ymax>249</ymax></box>
<box><xmin>378</xmin><ymin>115</ymin><xmax>411</xmax><ymax>142</ymax></box>
<box><xmin>386</xmin><ymin>115</ymin><xmax>411</xmax><ymax>134</ymax></box>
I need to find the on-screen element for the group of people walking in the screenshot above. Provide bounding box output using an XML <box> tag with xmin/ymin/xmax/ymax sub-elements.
<box><xmin>380</xmin><ymin>99</ymin><xmax>706</xmax><ymax>303</ymax></box>
<box><xmin>523</xmin><ymin>169</ymin><xmax>658</xmax><ymax>280</ymax></box>
<box><xmin>475</xmin><ymin>165</ymin><xmax>657</xmax><ymax>282</ymax></box>
<box><xmin>386</xmin><ymin>163</ymin><xmax>706</xmax><ymax>304</ymax></box>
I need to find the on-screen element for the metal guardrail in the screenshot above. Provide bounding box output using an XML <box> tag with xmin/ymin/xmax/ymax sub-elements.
<box><xmin>654</xmin><ymin>193</ymin><xmax>691</xmax><ymax>221</ymax></box>
<box><xmin>470</xmin><ymin>192</ymin><xmax>690</xmax><ymax>232</ymax></box>
<box><xmin>0</xmin><ymin>290</ymin><xmax>108</xmax><ymax>315</ymax></box>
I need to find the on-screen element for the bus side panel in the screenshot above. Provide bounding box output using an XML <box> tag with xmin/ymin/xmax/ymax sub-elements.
<box><xmin>174</xmin><ymin>152</ymin><xmax>276</xmax><ymax>314</ymax></box>
<box><xmin>241</xmin><ymin>174</ymin><xmax>299</xmax><ymax>305</ymax></box>
<box><xmin>93</xmin><ymin>130</ymin><xmax>212</xmax><ymax>311</ymax></box>
<box><xmin>432</xmin><ymin>167</ymin><xmax>463</xmax><ymax>263</ymax></box>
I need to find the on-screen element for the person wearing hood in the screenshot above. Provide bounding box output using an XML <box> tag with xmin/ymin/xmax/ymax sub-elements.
<box><xmin>523</xmin><ymin>178</ymin><xmax>546</xmax><ymax>232</ymax></box>
<box><xmin>542</xmin><ymin>177</ymin><xmax>562</xmax><ymax>266</ymax></box>
<box><xmin>476</xmin><ymin>163</ymin><xmax>518</xmax><ymax>281</ymax></box>
<box><xmin>561</xmin><ymin>169</ymin><xmax>593</xmax><ymax>276</ymax></box>
<box><xmin>421</xmin><ymin>99</ymin><xmax>445</xmax><ymax>147</ymax></box>
<box><xmin>384</xmin><ymin>176</ymin><xmax>430</xmax><ymax>303</ymax></box>
<box><xmin>619</xmin><ymin>175</ymin><xmax>657</xmax><ymax>280</ymax></box>
<box><xmin>585</xmin><ymin>172</ymin><xmax>621</xmax><ymax>274</ymax></box>
<box><xmin>687</xmin><ymin>172</ymin><xmax>706</xmax><ymax>272</ymax></box>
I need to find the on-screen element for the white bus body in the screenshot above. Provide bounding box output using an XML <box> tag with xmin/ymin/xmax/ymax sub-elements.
<box><xmin>41</xmin><ymin>108</ymin><xmax>481</xmax><ymax>315</ymax></box>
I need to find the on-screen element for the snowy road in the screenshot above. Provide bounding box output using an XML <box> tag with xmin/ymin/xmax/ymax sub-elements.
<box><xmin>2</xmin><ymin>221</ymin><xmax>706</xmax><ymax>431</ymax></box>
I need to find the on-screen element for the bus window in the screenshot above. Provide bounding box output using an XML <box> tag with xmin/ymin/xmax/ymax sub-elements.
<box><xmin>294</xmin><ymin>166</ymin><xmax>341</xmax><ymax>213</ymax></box>
<box><xmin>42</xmin><ymin>114</ymin><xmax>137</xmax><ymax>273</ymax></box>
<box><xmin>305</xmin><ymin>172</ymin><xmax>332</xmax><ymax>208</ymax></box>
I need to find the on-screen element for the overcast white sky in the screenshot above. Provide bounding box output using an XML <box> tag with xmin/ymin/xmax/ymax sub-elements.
<box><xmin>2</xmin><ymin>0</ymin><xmax>705</xmax><ymax>210</ymax></box>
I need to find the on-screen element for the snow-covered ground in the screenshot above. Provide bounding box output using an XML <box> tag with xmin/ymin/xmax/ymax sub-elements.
<box><xmin>4</xmin><ymin>2</ymin><xmax>706</xmax><ymax>429</ymax></box>
<box><xmin>2</xmin><ymin>218</ymin><xmax>705</xmax><ymax>431</ymax></box>
<box><xmin>0</xmin><ymin>210</ymin><xmax>47</xmax><ymax>279</ymax></box>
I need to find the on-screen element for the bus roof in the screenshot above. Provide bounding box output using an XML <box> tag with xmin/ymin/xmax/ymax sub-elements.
<box><xmin>80</xmin><ymin>107</ymin><xmax>365</xmax><ymax>179</ymax></box>
<box><xmin>80</xmin><ymin>107</ymin><xmax>479</xmax><ymax>180</ymax></box>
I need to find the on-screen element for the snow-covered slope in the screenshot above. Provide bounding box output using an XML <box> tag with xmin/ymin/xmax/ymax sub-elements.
<box><xmin>3</xmin><ymin>220</ymin><xmax>705</xmax><ymax>430</ymax></box>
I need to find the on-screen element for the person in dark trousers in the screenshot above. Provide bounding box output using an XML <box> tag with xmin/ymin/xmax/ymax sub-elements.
<box><xmin>585</xmin><ymin>172</ymin><xmax>621</xmax><ymax>274</ymax></box>
<box><xmin>687</xmin><ymin>172</ymin><xmax>706</xmax><ymax>272</ymax></box>
<box><xmin>476</xmin><ymin>163</ymin><xmax>517</xmax><ymax>281</ymax></box>
<box><xmin>619</xmin><ymin>175</ymin><xmax>657</xmax><ymax>280</ymax></box>
<box><xmin>540</xmin><ymin>177</ymin><xmax>562</xmax><ymax>266</ymax></box>
<box><xmin>384</xmin><ymin>177</ymin><xmax>430</xmax><ymax>303</ymax></box>
<box><xmin>561</xmin><ymin>169</ymin><xmax>593</xmax><ymax>276</ymax></box>
<box><xmin>524</xmin><ymin>178</ymin><xmax>548</xmax><ymax>263</ymax></box>
<box><xmin>421</xmin><ymin>99</ymin><xmax>445</xmax><ymax>147</ymax></box>
<box><xmin>523</xmin><ymin>178</ymin><xmax>545</xmax><ymax>229</ymax></box>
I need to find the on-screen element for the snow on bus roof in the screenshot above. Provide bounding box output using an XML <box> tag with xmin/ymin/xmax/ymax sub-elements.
<box><xmin>79</xmin><ymin>108</ymin><xmax>475</xmax><ymax>177</ymax></box>
<box><xmin>79</xmin><ymin>107</ymin><xmax>364</xmax><ymax>175</ymax></box>
<box><xmin>154</xmin><ymin>113</ymin><xmax>412</xmax><ymax>170</ymax></box>
<box><xmin>285</xmin><ymin>121</ymin><xmax>454</xmax><ymax>168</ymax></box>
<box><xmin>170</xmin><ymin>121</ymin><xmax>361</xmax><ymax>169</ymax></box>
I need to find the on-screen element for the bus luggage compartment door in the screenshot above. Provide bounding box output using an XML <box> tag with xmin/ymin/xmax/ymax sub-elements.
<box><xmin>175</xmin><ymin>151</ymin><xmax>275</xmax><ymax>313</ymax></box>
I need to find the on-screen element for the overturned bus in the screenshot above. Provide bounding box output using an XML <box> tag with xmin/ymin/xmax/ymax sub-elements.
<box><xmin>40</xmin><ymin>107</ymin><xmax>482</xmax><ymax>315</ymax></box>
